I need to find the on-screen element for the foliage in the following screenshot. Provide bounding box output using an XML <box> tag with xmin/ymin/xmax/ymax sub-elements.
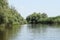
<box><xmin>0</xmin><ymin>0</ymin><xmax>26</xmax><ymax>26</ymax></box>
<box><xmin>26</xmin><ymin>12</ymin><xmax>60</xmax><ymax>24</ymax></box>
<box><xmin>26</xmin><ymin>12</ymin><xmax>48</xmax><ymax>24</ymax></box>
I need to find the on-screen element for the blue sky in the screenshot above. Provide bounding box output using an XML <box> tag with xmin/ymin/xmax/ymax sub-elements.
<box><xmin>8</xmin><ymin>0</ymin><xmax>60</xmax><ymax>18</ymax></box>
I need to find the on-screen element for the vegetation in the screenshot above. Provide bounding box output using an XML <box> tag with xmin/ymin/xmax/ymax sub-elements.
<box><xmin>0</xmin><ymin>0</ymin><xmax>60</xmax><ymax>29</ymax></box>
<box><xmin>0</xmin><ymin>0</ymin><xmax>26</xmax><ymax>26</ymax></box>
<box><xmin>26</xmin><ymin>12</ymin><xmax>60</xmax><ymax>24</ymax></box>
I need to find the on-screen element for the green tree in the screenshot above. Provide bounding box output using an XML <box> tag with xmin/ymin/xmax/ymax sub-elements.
<box><xmin>0</xmin><ymin>0</ymin><xmax>26</xmax><ymax>26</ymax></box>
<box><xmin>26</xmin><ymin>12</ymin><xmax>48</xmax><ymax>24</ymax></box>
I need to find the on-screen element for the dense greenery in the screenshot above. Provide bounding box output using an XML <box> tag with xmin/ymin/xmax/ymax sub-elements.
<box><xmin>0</xmin><ymin>0</ymin><xmax>60</xmax><ymax>27</ymax></box>
<box><xmin>0</xmin><ymin>0</ymin><xmax>26</xmax><ymax>27</ymax></box>
<box><xmin>26</xmin><ymin>12</ymin><xmax>60</xmax><ymax>24</ymax></box>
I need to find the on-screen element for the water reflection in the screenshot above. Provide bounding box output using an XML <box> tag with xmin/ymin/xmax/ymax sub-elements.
<box><xmin>0</xmin><ymin>25</ymin><xmax>21</xmax><ymax>40</ymax></box>
<box><xmin>0</xmin><ymin>24</ymin><xmax>60</xmax><ymax>40</ymax></box>
<box><xmin>27</xmin><ymin>24</ymin><xmax>46</xmax><ymax>34</ymax></box>
<box><xmin>0</xmin><ymin>30</ymin><xmax>6</xmax><ymax>40</ymax></box>
<box><xmin>26</xmin><ymin>24</ymin><xmax>60</xmax><ymax>40</ymax></box>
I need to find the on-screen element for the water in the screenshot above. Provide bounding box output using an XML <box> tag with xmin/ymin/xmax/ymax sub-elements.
<box><xmin>0</xmin><ymin>24</ymin><xmax>60</xmax><ymax>40</ymax></box>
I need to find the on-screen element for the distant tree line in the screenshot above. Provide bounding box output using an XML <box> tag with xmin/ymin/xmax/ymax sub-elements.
<box><xmin>26</xmin><ymin>12</ymin><xmax>60</xmax><ymax>24</ymax></box>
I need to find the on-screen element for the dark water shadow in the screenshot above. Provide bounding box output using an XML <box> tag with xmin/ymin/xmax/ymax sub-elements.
<box><xmin>0</xmin><ymin>25</ymin><xmax>21</xmax><ymax>40</ymax></box>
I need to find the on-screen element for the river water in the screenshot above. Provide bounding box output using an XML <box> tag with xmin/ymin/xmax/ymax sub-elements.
<box><xmin>0</xmin><ymin>24</ymin><xmax>60</xmax><ymax>40</ymax></box>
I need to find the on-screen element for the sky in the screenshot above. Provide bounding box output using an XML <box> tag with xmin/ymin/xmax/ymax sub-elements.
<box><xmin>8</xmin><ymin>0</ymin><xmax>60</xmax><ymax>18</ymax></box>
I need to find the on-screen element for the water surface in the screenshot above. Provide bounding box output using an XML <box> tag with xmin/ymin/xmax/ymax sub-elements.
<box><xmin>0</xmin><ymin>24</ymin><xmax>60</xmax><ymax>40</ymax></box>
